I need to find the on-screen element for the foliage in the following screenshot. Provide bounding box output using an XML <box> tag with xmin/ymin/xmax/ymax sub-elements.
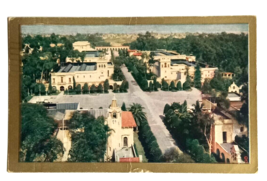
<box><xmin>235</xmin><ymin>135</ymin><xmax>249</xmax><ymax>162</ymax></box>
<box><xmin>134</xmin><ymin>114</ymin><xmax>163</xmax><ymax>162</ymax></box>
<box><xmin>169</xmin><ymin>81</ymin><xmax>176</xmax><ymax>91</ymax></box>
<box><xmin>183</xmin><ymin>68</ymin><xmax>191</xmax><ymax>90</ymax></box>
<box><xmin>186</xmin><ymin>139</ymin><xmax>216</xmax><ymax>163</ymax></box>
<box><xmin>104</xmin><ymin>79</ymin><xmax>109</xmax><ymax>93</ymax></box>
<box><xmin>83</xmin><ymin>83</ymin><xmax>89</xmax><ymax>93</ymax></box>
<box><xmin>20</xmin><ymin>103</ymin><xmax>64</xmax><ymax>162</ymax></box>
<box><xmin>129</xmin><ymin>103</ymin><xmax>146</xmax><ymax>130</ymax></box>
<box><xmin>73</xmin><ymin>76</ymin><xmax>76</xmax><ymax>89</ymax></box>
<box><xmin>121</xmin><ymin>102</ymin><xmax>127</xmax><ymax>111</ymax></box>
<box><xmin>75</xmin><ymin>84</ymin><xmax>81</xmax><ymax>94</ymax></box>
<box><xmin>162</xmin><ymin>101</ymin><xmax>216</xmax><ymax>162</ymax></box>
<box><xmin>112</xmin><ymin>65</ymin><xmax>125</xmax><ymax>81</ymax></box>
<box><xmin>176</xmin><ymin>81</ymin><xmax>182</xmax><ymax>91</ymax></box>
<box><xmin>201</xmin><ymin>79</ymin><xmax>212</xmax><ymax>94</ymax></box>
<box><xmin>194</xmin><ymin>64</ymin><xmax>202</xmax><ymax>89</ymax></box>
<box><xmin>161</xmin><ymin>78</ymin><xmax>169</xmax><ymax>91</ymax></box>
<box><xmin>68</xmin><ymin>112</ymin><xmax>111</xmax><ymax>162</ymax></box>
<box><xmin>90</xmin><ymin>84</ymin><xmax>96</xmax><ymax>93</ymax></box>
<box><xmin>97</xmin><ymin>84</ymin><xmax>103</xmax><ymax>93</ymax></box>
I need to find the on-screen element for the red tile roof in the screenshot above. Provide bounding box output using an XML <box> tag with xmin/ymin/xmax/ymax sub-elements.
<box><xmin>128</xmin><ymin>49</ymin><xmax>137</xmax><ymax>52</ymax></box>
<box><xmin>121</xmin><ymin>111</ymin><xmax>137</xmax><ymax>128</ymax></box>
<box><xmin>120</xmin><ymin>157</ymin><xmax>140</xmax><ymax>162</ymax></box>
<box><xmin>133</xmin><ymin>53</ymin><xmax>142</xmax><ymax>56</ymax></box>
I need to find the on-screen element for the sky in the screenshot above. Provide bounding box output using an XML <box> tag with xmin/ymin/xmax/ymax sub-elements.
<box><xmin>21</xmin><ymin>24</ymin><xmax>248</xmax><ymax>35</ymax></box>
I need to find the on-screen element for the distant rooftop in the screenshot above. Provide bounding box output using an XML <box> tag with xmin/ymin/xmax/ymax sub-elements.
<box><xmin>171</xmin><ymin>60</ymin><xmax>196</xmax><ymax>67</ymax></box>
<box><xmin>85</xmin><ymin>51</ymin><xmax>100</xmax><ymax>57</ymax></box>
<box><xmin>58</xmin><ymin>63</ymin><xmax>96</xmax><ymax>73</ymax></box>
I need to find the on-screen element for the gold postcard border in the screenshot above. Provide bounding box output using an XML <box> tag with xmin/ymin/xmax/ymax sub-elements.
<box><xmin>8</xmin><ymin>16</ymin><xmax>257</xmax><ymax>173</ymax></box>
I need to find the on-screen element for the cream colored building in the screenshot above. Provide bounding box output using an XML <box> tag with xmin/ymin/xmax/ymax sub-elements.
<box><xmin>73</xmin><ymin>41</ymin><xmax>95</xmax><ymax>52</ymax></box>
<box><xmin>228</xmin><ymin>82</ymin><xmax>240</xmax><ymax>94</ymax></box>
<box><xmin>210</xmin><ymin>109</ymin><xmax>247</xmax><ymax>163</ymax></box>
<box><xmin>51</xmin><ymin>62</ymin><xmax>114</xmax><ymax>91</ymax></box>
<box><xmin>144</xmin><ymin>50</ymin><xmax>217</xmax><ymax>85</ymax></box>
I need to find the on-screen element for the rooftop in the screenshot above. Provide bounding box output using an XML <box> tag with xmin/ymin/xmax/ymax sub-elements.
<box><xmin>58</xmin><ymin>63</ymin><xmax>96</xmax><ymax>73</ymax></box>
<box><xmin>73</xmin><ymin>41</ymin><xmax>90</xmax><ymax>45</ymax></box>
<box><xmin>121</xmin><ymin>111</ymin><xmax>137</xmax><ymax>128</ymax></box>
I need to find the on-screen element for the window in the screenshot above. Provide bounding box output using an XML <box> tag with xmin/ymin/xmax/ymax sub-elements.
<box><xmin>233</xmin><ymin>86</ymin><xmax>235</xmax><ymax>89</ymax></box>
<box><xmin>123</xmin><ymin>137</ymin><xmax>128</xmax><ymax>147</ymax></box>
<box><xmin>223</xmin><ymin>132</ymin><xmax>227</xmax><ymax>143</ymax></box>
<box><xmin>53</xmin><ymin>78</ymin><xmax>55</xmax><ymax>83</ymax></box>
<box><xmin>107</xmin><ymin>70</ymin><xmax>109</xmax><ymax>76</ymax></box>
<box><xmin>165</xmin><ymin>63</ymin><xmax>167</xmax><ymax>67</ymax></box>
<box><xmin>77</xmin><ymin>76</ymin><xmax>79</xmax><ymax>78</ymax></box>
<box><xmin>240</xmin><ymin>127</ymin><xmax>244</xmax><ymax>132</ymax></box>
<box><xmin>113</xmin><ymin>112</ymin><xmax>117</xmax><ymax>118</ymax></box>
<box><xmin>61</xmin><ymin>77</ymin><xmax>63</xmax><ymax>83</ymax></box>
<box><xmin>83</xmin><ymin>75</ymin><xmax>85</xmax><ymax>78</ymax></box>
<box><xmin>69</xmin><ymin>78</ymin><xmax>71</xmax><ymax>83</ymax></box>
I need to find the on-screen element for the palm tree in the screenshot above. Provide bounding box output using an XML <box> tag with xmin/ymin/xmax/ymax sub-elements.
<box><xmin>129</xmin><ymin>103</ymin><xmax>146</xmax><ymax>131</ymax></box>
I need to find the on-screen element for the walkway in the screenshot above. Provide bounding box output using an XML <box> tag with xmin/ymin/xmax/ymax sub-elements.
<box><xmin>120</xmin><ymin>65</ymin><xmax>180</xmax><ymax>154</ymax></box>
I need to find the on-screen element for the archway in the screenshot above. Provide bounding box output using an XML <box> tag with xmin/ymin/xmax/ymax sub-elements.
<box><xmin>60</xmin><ymin>86</ymin><xmax>65</xmax><ymax>91</ymax></box>
<box><xmin>123</xmin><ymin>137</ymin><xmax>128</xmax><ymax>147</ymax></box>
<box><xmin>109</xmin><ymin>85</ymin><xmax>113</xmax><ymax>90</ymax></box>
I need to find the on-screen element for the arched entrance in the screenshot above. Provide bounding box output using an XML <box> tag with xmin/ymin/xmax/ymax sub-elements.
<box><xmin>123</xmin><ymin>137</ymin><xmax>128</xmax><ymax>147</ymax></box>
<box><xmin>109</xmin><ymin>85</ymin><xmax>113</xmax><ymax>90</ymax></box>
<box><xmin>60</xmin><ymin>86</ymin><xmax>65</xmax><ymax>91</ymax></box>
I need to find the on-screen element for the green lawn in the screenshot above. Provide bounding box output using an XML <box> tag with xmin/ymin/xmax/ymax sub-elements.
<box><xmin>134</xmin><ymin>132</ymin><xmax>148</xmax><ymax>162</ymax></box>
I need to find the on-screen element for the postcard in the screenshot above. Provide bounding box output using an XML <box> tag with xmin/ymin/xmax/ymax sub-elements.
<box><xmin>8</xmin><ymin>17</ymin><xmax>257</xmax><ymax>172</ymax></box>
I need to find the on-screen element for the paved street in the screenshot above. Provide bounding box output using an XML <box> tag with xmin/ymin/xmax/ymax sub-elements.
<box><xmin>29</xmin><ymin>65</ymin><xmax>202</xmax><ymax>154</ymax></box>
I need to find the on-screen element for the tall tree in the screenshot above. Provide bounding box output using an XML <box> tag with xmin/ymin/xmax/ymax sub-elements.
<box><xmin>20</xmin><ymin>104</ymin><xmax>64</xmax><ymax>162</ymax></box>
<box><xmin>104</xmin><ymin>79</ymin><xmax>109</xmax><ymax>93</ymax></box>
<box><xmin>68</xmin><ymin>112</ymin><xmax>111</xmax><ymax>162</ymax></box>
<box><xmin>194</xmin><ymin>64</ymin><xmax>202</xmax><ymax>89</ymax></box>
<box><xmin>176</xmin><ymin>81</ymin><xmax>182</xmax><ymax>91</ymax></box>
<box><xmin>83</xmin><ymin>83</ymin><xmax>89</xmax><ymax>94</ymax></box>
<box><xmin>73</xmin><ymin>76</ymin><xmax>76</xmax><ymax>89</ymax></box>
<box><xmin>183</xmin><ymin>68</ymin><xmax>191</xmax><ymax>90</ymax></box>
<box><xmin>121</xmin><ymin>102</ymin><xmax>127</xmax><ymax>111</ymax></box>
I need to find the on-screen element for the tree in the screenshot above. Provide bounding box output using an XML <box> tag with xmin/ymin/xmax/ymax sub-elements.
<box><xmin>68</xmin><ymin>112</ymin><xmax>111</xmax><ymax>162</ymax></box>
<box><xmin>76</xmin><ymin>84</ymin><xmax>81</xmax><ymax>94</ymax></box>
<box><xmin>170</xmin><ymin>81</ymin><xmax>175</xmax><ymax>91</ymax></box>
<box><xmin>183</xmin><ymin>68</ymin><xmax>191</xmax><ymax>90</ymax></box>
<box><xmin>73</xmin><ymin>76</ymin><xmax>76</xmax><ymax>89</ymax></box>
<box><xmin>98</xmin><ymin>84</ymin><xmax>103</xmax><ymax>93</ymax></box>
<box><xmin>140</xmin><ymin>79</ymin><xmax>148</xmax><ymax>91</ymax></box>
<box><xmin>194</xmin><ymin>64</ymin><xmax>202</xmax><ymax>89</ymax></box>
<box><xmin>104</xmin><ymin>79</ymin><xmax>109</xmax><ymax>93</ymax></box>
<box><xmin>48</xmin><ymin>79</ymin><xmax>53</xmax><ymax>94</ymax></box>
<box><xmin>202</xmin><ymin>79</ymin><xmax>212</xmax><ymax>94</ymax></box>
<box><xmin>176</xmin><ymin>81</ymin><xmax>182</xmax><ymax>91</ymax></box>
<box><xmin>83</xmin><ymin>83</ymin><xmax>89</xmax><ymax>94</ymax></box>
<box><xmin>121</xmin><ymin>102</ymin><xmax>127</xmax><ymax>111</ymax></box>
<box><xmin>20</xmin><ymin>104</ymin><xmax>64</xmax><ymax>162</ymax></box>
<box><xmin>90</xmin><ymin>84</ymin><xmax>96</xmax><ymax>93</ymax></box>
<box><xmin>129</xmin><ymin>103</ymin><xmax>146</xmax><ymax>131</ymax></box>
<box><xmin>161</xmin><ymin>79</ymin><xmax>169</xmax><ymax>91</ymax></box>
<box><xmin>163</xmin><ymin>147</ymin><xmax>180</xmax><ymax>162</ymax></box>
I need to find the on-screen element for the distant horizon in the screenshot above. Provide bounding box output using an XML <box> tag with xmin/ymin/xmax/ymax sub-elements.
<box><xmin>21</xmin><ymin>24</ymin><xmax>248</xmax><ymax>35</ymax></box>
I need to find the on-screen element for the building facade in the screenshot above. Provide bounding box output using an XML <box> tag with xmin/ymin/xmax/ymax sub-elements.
<box><xmin>143</xmin><ymin>50</ymin><xmax>217</xmax><ymax>85</ymax></box>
